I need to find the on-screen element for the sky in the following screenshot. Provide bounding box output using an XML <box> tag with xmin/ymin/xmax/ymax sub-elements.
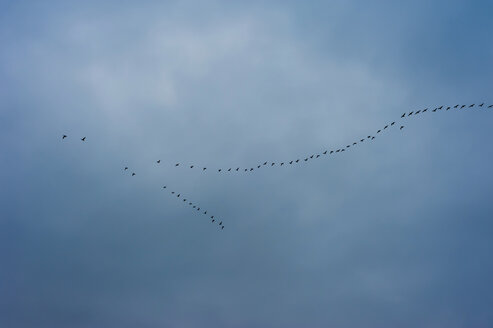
<box><xmin>1</xmin><ymin>0</ymin><xmax>493</xmax><ymax>327</ymax></box>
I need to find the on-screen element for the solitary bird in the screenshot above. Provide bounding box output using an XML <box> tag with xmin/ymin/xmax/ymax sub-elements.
<box><xmin>132</xmin><ymin>173</ymin><xmax>136</xmax><ymax>176</ymax></box>
<box><xmin>124</xmin><ymin>167</ymin><xmax>128</xmax><ymax>170</ymax></box>
<box><xmin>81</xmin><ymin>137</ymin><xmax>86</xmax><ymax>141</ymax></box>
<box><xmin>62</xmin><ymin>135</ymin><xmax>67</xmax><ymax>139</ymax></box>
<box><xmin>400</xmin><ymin>126</ymin><xmax>404</xmax><ymax>130</ymax></box>
<box><xmin>157</xmin><ymin>160</ymin><xmax>161</xmax><ymax>164</ymax></box>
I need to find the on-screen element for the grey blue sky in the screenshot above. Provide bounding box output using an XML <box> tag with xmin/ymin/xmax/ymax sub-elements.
<box><xmin>1</xmin><ymin>1</ymin><xmax>493</xmax><ymax>327</ymax></box>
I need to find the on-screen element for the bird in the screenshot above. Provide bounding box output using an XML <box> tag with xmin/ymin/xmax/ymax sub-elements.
<box><xmin>221</xmin><ymin>226</ymin><xmax>224</xmax><ymax>230</ymax></box>
<box><xmin>263</xmin><ymin>162</ymin><xmax>267</xmax><ymax>165</ymax></box>
<box><xmin>193</xmin><ymin>206</ymin><xmax>196</xmax><ymax>208</ymax></box>
<box><xmin>183</xmin><ymin>199</ymin><xmax>186</xmax><ymax>202</ymax></box>
<box><xmin>400</xmin><ymin>126</ymin><xmax>404</xmax><ymax>130</ymax></box>
<box><xmin>461</xmin><ymin>105</ymin><xmax>466</xmax><ymax>108</ymax></box>
<box><xmin>132</xmin><ymin>173</ymin><xmax>136</xmax><ymax>176</ymax></box>
<box><xmin>384</xmin><ymin>125</ymin><xmax>388</xmax><ymax>129</ymax></box>
<box><xmin>391</xmin><ymin>122</ymin><xmax>395</xmax><ymax>125</ymax></box>
<box><xmin>211</xmin><ymin>216</ymin><xmax>214</xmax><ymax>219</ymax></box>
<box><xmin>367</xmin><ymin>136</ymin><xmax>371</xmax><ymax>139</ymax></box>
<box><xmin>489</xmin><ymin>105</ymin><xmax>493</xmax><ymax>108</ymax></box>
<box><xmin>81</xmin><ymin>137</ymin><xmax>86</xmax><ymax>141</ymax></box>
<box><xmin>353</xmin><ymin>142</ymin><xmax>357</xmax><ymax>145</ymax></box>
<box><xmin>401</xmin><ymin>113</ymin><xmax>406</xmax><ymax>118</ymax></box>
<box><xmin>212</xmin><ymin>219</ymin><xmax>215</xmax><ymax>223</ymax></box>
<box><xmin>245</xmin><ymin>169</ymin><xmax>248</xmax><ymax>172</ymax></box>
<box><xmin>250</xmin><ymin>168</ymin><xmax>253</xmax><ymax>171</ymax></box>
<box><xmin>330</xmin><ymin>151</ymin><xmax>334</xmax><ymax>154</ymax></box>
<box><xmin>163</xmin><ymin>186</ymin><xmax>166</xmax><ymax>189</ymax></box>
<box><xmin>371</xmin><ymin>137</ymin><xmax>375</xmax><ymax>140</ymax></box>
<box><xmin>228</xmin><ymin>168</ymin><xmax>231</xmax><ymax>171</ymax></box>
<box><xmin>316</xmin><ymin>155</ymin><xmax>320</xmax><ymax>158</ymax></box>
<box><xmin>190</xmin><ymin>165</ymin><xmax>194</xmax><ymax>168</ymax></box>
<box><xmin>336</xmin><ymin>150</ymin><xmax>340</xmax><ymax>153</ymax></box>
<box><xmin>304</xmin><ymin>158</ymin><xmax>308</xmax><ymax>161</ymax></box>
<box><xmin>346</xmin><ymin>145</ymin><xmax>350</xmax><ymax>148</ymax></box>
<box><xmin>438</xmin><ymin>106</ymin><xmax>443</xmax><ymax>109</ymax></box>
<box><xmin>310</xmin><ymin>155</ymin><xmax>314</xmax><ymax>158</ymax></box>
<box><xmin>204</xmin><ymin>211</ymin><xmax>207</xmax><ymax>215</ymax></box>
<box><xmin>377</xmin><ymin>130</ymin><xmax>381</xmax><ymax>133</ymax></box>
<box><xmin>177</xmin><ymin>194</ymin><xmax>180</xmax><ymax>197</ymax></box>
<box><xmin>360</xmin><ymin>139</ymin><xmax>364</xmax><ymax>142</ymax></box>
<box><xmin>197</xmin><ymin>207</ymin><xmax>200</xmax><ymax>211</ymax></box>
<box><xmin>219</xmin><ymin>221</ymin><xmax>222</xmax><ymax>225</ymax></box>
<box><xmin>469</xmin><ymin>104</ymin><xmax>475</xmax><ymax>107</ymax></box>
<box><xmin>257</xmin><ymin>165</ymin><xmax>261</xmax><ymax>168</ymax></box>
<box><xmin>236</xmin><ymin>168</ymin><xmax>239</xmax><ymax>171</ymax></box>
<box><xmin>432</xmin><ymin>108</ymin><xmax>437</xmax><ymax>112</ymax></box>
<box><xmin>189</xmin><ymin>202</ymin><xmax>192</xmax><ymax>205</ymax></box>
<box><xmin>157</xmin><ymin>160</ymin><xmax>161</xmax><ymax>164</ymax></box>
<box><xmin>171</xmin><ymin>191</ymin><xmax>175</xmax><ymax>194</ymax></box>
<box><xmin>415</xmin><ymin>110</ymin><xmax>421</xmax><ymax>114</ymax></box>
<box><xmin>124</xmin><ymin>167</ymin><xmax>128</xmax><ymax>170</ymax></box>
<box><xmin>323</xmin><ymin>151</ymin><xmax>327</xmax><ymax>155</ymax></box>
<box><xmin>218</xmin><ymin>169</ymin><xmax>222</xmax><ymax>172</ymax></box>
<box><xmin>446</xmin><ymin>107</ymin><xmax>450</xmax><ymax>110</ymax></box>
<box><xmin>341</xmin><ymin>149</ymin><xmax>345</xmax><ymax>152</ymax></box>
<box><xmin>408</xmin><ymin>111</ymin><xmax>413</xmax><ymax>116</ymax></box>
<box><xmin>175</xmin><ymin>163</ymin><xmax>179</xmax><ymax>166</ymax></box>
<box><xmin>62</xmin><ymin>135</ymin><xmax>67</xmax><ymax>139</ymax></box>
<box><xmin>281</xmin><ymin>162</ymin><xmax>285</xmax><ymax>165</ymax></box>
<box><xmin>289</xmin><ymin>161</ymin><xmax>293</xmax><ymax>164</ymax></box>
<box><xmin>295</xmin><ymin>159</ymin><xmax>300</xmax><ymax>163</ymax></box>
<box><xmin>271</xmin><ymin>163</ymin><xmax>275</xmax><ymax>166</ymax></box>
<box><xmin>423</xmin><ymin>108</ymin><xmax>428</xmax><ymax>112</ymax></box>
<box><xmin>203</xmin><ymin>167</ymin><xmax>206</xmax><ymax>171</ymax></box>
<box><xmin>479</xmin><ymin>103</ymin><xmax>484</xmax><ymax>107</ymax></box>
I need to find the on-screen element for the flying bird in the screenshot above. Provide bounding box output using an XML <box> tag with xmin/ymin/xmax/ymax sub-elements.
<box><xmin>212</xmin><ymin>219</ymin><xmax>215</xmax><ymax>223</ymax></box>
<box><xmin>415</xmin><ymin>110</ymin><xmax>421</xmax><ymax>114</ymax></box>
<box><xmin>330</xmin><ymin>151</ymin><xmax>334</xmax><ymax>154</ymax></box>
<box><xmin>81</xmin><ymin>137</ymin><xmax>86</xmax><ymax>141</ymax></box>
<box><xmin>228</xmin><ymin>168</ymin><xmax>231</xmax><ymax>171</ymax></box>
<box><xmin>353</xmin><ymin>142</ymin><xmax>357</xmax><ymax>145</ymax></box>
<box><xmin>371</xmin><ymin>137</ymin><xmax>375</xmax><ymax>140</ymax></box>
<box><xmin>190</xmin><ymin>165</ymin><xmax>194</xmax><ymax>168</ymax></box>
<box><xmin>171</xmin><ymin>191</ymin><xmax>175</xmax><ymax>194</ymax></box>
<box><xmin>245</xmin><ymin>169</ymin><xmax>248</xmax><ymax>172</ymax></box>
<box><xmin>446</xmin><ymin>107</ymin><xmax>450</xmax><ymax>110</ymax></box>
<box><xmin>257</xmin><ymin>165</ymin><xmax>261</xmax><ymax>168</ymax></box>
<box><xmin>62</xmin><ymin>135</ymin><xmax>67</xmax><ymax>139</ymax></box>
<box><xmin>408</xmin><ymin>111</ymin><xmax>413</xmax><ymax>116</ymax></box>
<box><xmin>454</xmin><ymin>104</ymin><xmax>459</xmax><ymax>108</ymax></box>
<box><xmin>236</xmin><ymin>168</ymin><xmax>240</xmax><ymax>171</ymax></box>
<box><xmin>469</xmin><ymin>104</ymin><xmax>475</xmax><ymax>107</ymax></box>
<box><xmin>263</xmin><ymin>162</ymin><xmax>267</xmax><ymax>165</ymax></box>
<box><xmin>479</xmin><ymin>103</ymin><xmax>484</xmax><ymax>107</ymax></box>
<box><xmin>281</xmin><ymin>162</ymin><xmax>285</xmax><ymax>165</ymax></box>
<box><xmin>177</xmin><ymin>194</ymin><xmax>180</xmax><ymax>197</ymax></box>
<box><xmin>316</xmin><ymin>155</ymin><xmax>320</xmax><ymax>158</ymax></box>
<box><xmin>489</xmin><ymin>105</ymin><xmax>493</xmax><ymax>108</ymax></box>
<box><xmin>124</xmin><ymin>167</ymin><xmax>128</xmax><ymax>170</ymax></box>
<box><xmin>296</xmin><ymin>159</ymin><xmax>300</xmax><ymax>163</ymax></box>
<box><xmin>400</xmin><ymin>126</ymin><xmax>404</xmax><ymax>130</ymax></box>
<box><xmin>289</xmin><ymin>161</ymin><xmax>293</xmax><ymax>164</ymax></box>
<box><xmin>377</xmin><ymin>130</ymin><xmax>381</xmax><ymax>133</ymax></box>
<box><xmin>323</xmin><ymin>151</ymin><xmax>327</xmax><ymax>155</ymax></box>
<box><xmin>163</xmin><ymin>186</ymin><xmax>166</xmax><ymax>189</ymax></box>
<box><xmin>304</xmin><ymin>158</ymin><xmax>308</xmax><ymax>161</ymax></box>
<box><xmin>391</xmin><ymin>122</ymin><xmax>395</xmax><ymax>125</ymax></box>
<box><xmin>157</xmin><ymin>160</ymin><xmax>161</xmax><ymax>164</ymax></box>
<box><xmin>250</xmin><ymin>168</ymin><xmax>253</xmax><ymax>171</ymax></box>
<box><xmin>219</xmin><ymin>221</ymin><xmax>222</xmax><ymax>226</ymax></box>
<box><xmin>423</xmin><ymin>108</ymin><xmax>428</xmax><ymax>112</ymax></box>
<box><xmin>203</xmin><ymin>167</ymin><xmax>206</xmax><ymax>171</ymax></box>
<box><xmin>310</xmin><ymin>155</ymin><xmax>314</xmax><ymax>158</ymax></box>
<box><xmin>360</xmin><ymin>139</ymin><xmax>364</xmax><ymax>142</ymax></box>
<box><xmin>218</xmin><ymin>169</ymin><xmax>222</xmax><ymax>172</ymax></box>
<box><xmin>384</xmin><ymin>125</ymin><xmax>388</xmax><ymax>129</ymax></box>
<box><xmin>438</xmin><ymin>106</ymin><xmax>443</xmax><ymax>109</ymax></box>
<box><xmin>271</xmin><ymin>162</ymin><xmax>275</xmax><ymax>166</ymax></box>
<box><xmin>432</xmin><ymin>108</ymin><xmax>437</xmax><ymax>112</ymax></box>
<box><xmin>175</xmin><ymin>163</ymin><xmax>179</xmax><ymax>166</ymax></box>
<box><xmin>336</xmin><ymin>150</ymin><xmax>340</xmax><ymax>153</ymax></box>
<box><xmin>401</xmin><ymin>113</ymin><xmax>406</xmax><ymax>118</ymax></box>
<box><xmin>132</xmin><ymin>173</ymin><xmax>135</xmax><ymax>176</ymax></box>
<box><xmin>204</xmin><ymin>211</ymin><xmax>207</xmax><ymax>215</ymax></box>
<box><xmin>461</xmin><ymin>105</ymin><xmax>466</xmax><ymax>108</ymax></box>
<box><xmin>221</xmin><ymin>226</ymin><xmax>224</xmax><ymax>230</ymax></box>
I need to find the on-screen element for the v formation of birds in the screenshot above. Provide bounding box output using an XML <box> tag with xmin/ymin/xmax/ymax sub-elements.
<box><xmin>62</xmin><ymin>102</ymin><xmax>492</xmax><ymax>230</ymax></box>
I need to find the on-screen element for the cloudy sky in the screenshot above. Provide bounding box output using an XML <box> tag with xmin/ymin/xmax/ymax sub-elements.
<box><xmin>1</xmin><ymin>0</ymin><xmax>493</xmax><ymax>327</ymax></box>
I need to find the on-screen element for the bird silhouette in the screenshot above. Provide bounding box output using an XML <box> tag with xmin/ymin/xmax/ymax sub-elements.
<box><xmin>384</xmin><ymin>125</ymin><xmax>388</xmax><ymax>129</ymax></box>
<box><xmin>341</xmin><ymin>149</ymin><xmax>345</xmax><ymax>152</ymax></box>
<box><xmin>415</xmin><ymin>110</ymin><xmax>421</xmax><ymax>114</ymax></box>
<box><xmin>432</xmin><ymin>108</ymin><xmax>437</xmax><ymax>112</ymax></box>
<box><xmin>400</xmin><ymin>126</ymin><xmax>404</xmax><ymax>130</ymax></box>
<box><xmin>189</xmin><ymin>202</ymin><xmax>192</xmax><ymax>205</ymax></box>
<box><xmin>163</xmin><ymin>186</ymin><xmax>166</xmax><ymax>189</ymax></box>
<box><xmin>203</xmin><ymin>167</ymin><xmax>207</xmax><ymax>171</ymax></box>
<box><xmin>423</xmin><ymin>108</ymin><xmax>428</xmax><ymax>112</ymax></box>
<box><xmin>157</xmin><ymin>160</ymin><xmax>161</xmax><ymax>163</ymax></box>
<box><xmin>257</xmin><ymin>165</ymin><xmax>261</xmax><ymax>168</ymax></box>
<box><xmin>183</xmin><ymin>199</ymin><xmax>186</xmax><ymax>202</ymax></box>
<box><xmin>461</xmin><ymin>105</ymin><xmax>466</xmax><ymax>108</ymax></box>
<box><xmin>401</xmin><ymin>113</ymin><xmax>406</xmax><ymax>118</ymax></box>
<box><xmin>438</xmin><ymin>106</ymin><xmax>443</xmax><ymax>109</ymax></box>
<box><xmin>171</xmin><ymin>191</ymin><xmax>175</xmax><ymax>194</ymax></box>
<box><xmin>281</xmin><ymin>162</ymin><xmax>286</xmax><ymax>165</ymax></box>
<box><xmin>336</xmin><ymin>150</ymin><xmax>340</xmax><ymax>153</ymax></box>
<box><xmin>190</xmin><ymin>165</ymin><xmax>194</xmax><ymax>168</ymax></box>
<box><xmin>391</xmin><ymin>122</ymin><xmax>395</xmax><ymax>125</ymax></box>
<box><xmin>367</xmin><ymin>136</ymin><xmax>371</xmax><ymax>139</ymax></box>
<box><xmin>377</xmin><ymin>130</ymin><xmax>381</xmax><ymax>133</ymax></box>
<box><xmin>204</xmin><ymin>211</ymin><xmax>207</xmax><ymax>215</ymax></box>
<box><xmin>175</xmin><ymin>163</ymin><xmax>179</xmax><ymax>166</ymax></box>
<box><xmin>132</xmin><ymin>173</ymin><xmax>135</xmax><ymax>176</ymax></box>
<box><xmin>330</xmin><ymin>151</ymin><xmax>334</xmax><ymax>154</ymax></box>
<box><xmin>81</xmin><ymin>137</ymin><xmax>86</xmax><ymax>141</ymax></box>
<box><xmin>177</xmin><ymin>194</ymin><xmax>180</xmax><ymax>197</ymax></box>
<box><xmin>360</xmin><ymin>139</ymin><xmax>364</xmax><ymax>142</ymax></box>
<box><xmin>124</xmin><ymin>167</ymin><xmax>128</xmax><ymax>170</ymax></box>
<box><xmin>271</xmin><ymin>163</ymin><xmax>275</xmax><ymax>166</ymax></box>
<box><xmin>353</xmin><ymin>142</ymin><xmax>357</xmax><ymax>145</ymax></box>
<box><xmin>371</xmin><ymin>137</ymin><xmax>375</xmax><ymax>140</ymax></box>
<box><xmin>236</xmin><ymin>168</ymin><xmax>239</xmax><ymax>171</ymax></box>
<box><xmin>244</xmin><ymin>169</ymin><xmax>248</xmax><ymax>172</ymax></box>
<box><xmin>228</xmin><ymin>168</ymin><xmax>231</xmax><ymax>171</ymax></box>
<box><xmin>221</xmin><ymin>226</ymin><xmax>224</xmax><ymax>230</ymax></box>
<box><xmin>219</xmin><ymin>221</ymin><xmax>222</xmax><ymax>225</ymax></box>
<box><xmin>296</xmin><ymin>159</ymin><xmax>300</xmax><ymax>163</ymax></box>
<box><xmin>408</xmin><ymin>111</ymin><xmax>413</xmax><ymax>116</ymax></box>
<box><xmin>469</xmin><ymin>104</ymin><xmax>475</xmax><ymax>107</ymax></box>
<box><xmin>489</xmin><ymin>105</ymin><xmax>493</xmax><ymax>108</ymax></box>
<box><xmin>323</xmin><ymin>151</ymin><xmax>327</xmax><ymax>155</ymax></box>
<box><xmin>263</xmin><ymin>162</ymin><xmax>267</xmax><ymax>165</ymax></box>
<box><xmin>479</xmin><ymin>103</ymin><xmax>484</xmax><ymax>107</ymax></box>
<box><xmin>211</xmin><ymin>216</ymin><xmax>214</xmax><ymax>219</ymax></box>
<box><xmin>289</xmin><ymin>161</ymin><xmax>293</xmax><ymax>164</ymax></box>
<box><xmin>446</xmin><ymin>107</ymin><xmax>450</xmax><ymax>110</ymax></box>
<box><xmin>193</xmin><ymin>205</ymin><xmax>196</xmax><ymax>208</ymax></box>
<box><xmin>218</xmin><ymin>169</ymin><xmax>222</xmax><ymax>172</ymax></box>
<box><xmin>250</xmin><ymin>168</ymin><xmax>253</xmax><ymax>171</ymax></box>
<box><xmin>346</xmin><ymin>145</ymin><xmax>350</xmax><ymax>148</ymax></box>
<box><xmin>62</xmin><ymin>135</ymin><xmax>67</xmax><ymax>139</ymax></box>
<box><xmin>316</xmin><ymin>155</ymin><xmax>320</xmax><ymax>158</ymax></box>
<box><xmin>310</xmin><ymin>155</ymin><xmax>314</xmax><ymax>158</ymax></box>
<box><xmin>304</xmin><ymin>158</ymin><xmax>308</xmax><ymax>161</ymax></box>
<box><xmin>212</xmin><ymin>219</ymin><xmax>215</xmax><ymax>223</ymax></box>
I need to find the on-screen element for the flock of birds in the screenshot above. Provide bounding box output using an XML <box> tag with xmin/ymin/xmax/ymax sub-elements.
<box><xmin>62</xmin><ymin>102</ymin><xmax>492</xmax><ymax>230</ymax></box>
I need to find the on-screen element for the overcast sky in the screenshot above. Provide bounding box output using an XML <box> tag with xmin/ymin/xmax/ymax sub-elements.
<box><xmin>1</xmin><ymin>1</ymin><xmax>493</xmax><ymax>327</ymax></box>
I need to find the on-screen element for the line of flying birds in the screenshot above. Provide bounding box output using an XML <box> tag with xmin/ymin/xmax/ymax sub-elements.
<box><xmin>62</xmin><ymin>101</ymin><xmax>492</xmax><ymax>229</ymax></box>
